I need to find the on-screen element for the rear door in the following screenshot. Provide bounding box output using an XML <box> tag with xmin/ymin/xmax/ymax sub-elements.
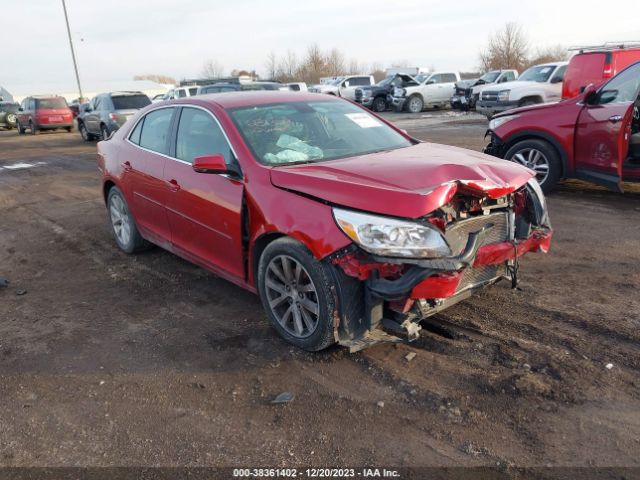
<box><xmin>85</xmin><ymin>97</ymin><xmax>101</xmax><ymax>134</ymax></box>
<box><xmin>574</xmin><ymin>62</ymin><xmax>640</xmax><ymax>191</ymax></box>
<box><xmin>122</xmin><ymin>107</ymin><xmax>176</xmax><ymax>245</ymax></box>
<box><xmin>163</xmin><ymin>106</ymin><xmax>245</xmax><ymax>280</ymax></box>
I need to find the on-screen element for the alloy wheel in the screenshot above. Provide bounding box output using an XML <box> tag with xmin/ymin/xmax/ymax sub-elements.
<box><xmin>408</xmin><ymin>97</ymin><xmax>423</xmax><ymax>113</ymax></box>
<box><xmin>109</xmin><ymin>194</ymin><xmax>132</xmax><ymax>246</ymax></box>
<box><xmin>80</xmin><ymin>124</ymin><xmax>89</xmax><ymax>141</ymax></box>
<box><xmin>265</xmin><ymin>255</ymin><xmax>319</xmax><ymax>339</ymax></box>
<box><xmin>510</xmin><ymin>148</ymin><xmax>550</xmax><ymax>185</ymax></box>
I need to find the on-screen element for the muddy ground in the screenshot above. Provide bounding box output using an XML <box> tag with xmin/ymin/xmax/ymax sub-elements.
<box><xmin>1</xmin><ymin>111</ymin><xmax>639</xmax><ymax>473</ymax></box>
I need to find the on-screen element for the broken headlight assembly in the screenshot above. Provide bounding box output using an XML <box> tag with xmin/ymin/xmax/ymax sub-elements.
<box><xmin>393</xmin><ymin>87</ymin><xmax>406</xmax><ymax>97</ymax></box>
<box><xmin>333</xmin><ymin>208</ymin><xmax>451</xmax><ymax>258</ymax></box>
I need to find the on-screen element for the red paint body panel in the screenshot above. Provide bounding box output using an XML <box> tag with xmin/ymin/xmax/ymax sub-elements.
<box><xmin>270</xmin><ymin>143</ymin><xmax>532</xmax><ymax>218</ymax></box>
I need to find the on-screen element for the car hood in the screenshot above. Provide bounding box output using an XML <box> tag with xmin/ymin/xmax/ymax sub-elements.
<box><xmin>270</xmin><ymin>142</ymin><xmax>533</xmax><ymax>218</ymax></box>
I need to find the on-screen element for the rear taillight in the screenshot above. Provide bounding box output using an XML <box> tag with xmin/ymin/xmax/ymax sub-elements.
<box><xmin>109</xmin><ymin>113</ymin><xmax>118</xmax><ymax>121</ymax></box>
<box><xmin>603</xmin><ymin>65</ymin><xmax>613</xmax><ymax>79</ymax></box>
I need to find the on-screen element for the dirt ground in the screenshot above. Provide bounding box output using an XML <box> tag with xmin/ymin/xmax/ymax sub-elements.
<box><xmin>1</xmin><ymin>111</ymin><xmax>640</xmax><ymax>473</ymax></box>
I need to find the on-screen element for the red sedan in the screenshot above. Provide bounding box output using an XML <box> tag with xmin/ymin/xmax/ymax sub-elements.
<box><xmin>97</xmin><ymin>92</ymin><xmax>552</xmax><ymax>351</ymax></box>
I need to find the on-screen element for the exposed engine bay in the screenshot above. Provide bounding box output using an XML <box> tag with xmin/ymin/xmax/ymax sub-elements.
<box><xmin>328</xmin><ymin>180</ymin><xmax>552</xmax><ymax>351</ymax></box>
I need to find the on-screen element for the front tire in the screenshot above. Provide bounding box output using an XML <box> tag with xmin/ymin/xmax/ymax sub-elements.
<box><xmin>29</xmin><ymin>121</ymin><xmax>38</xmax><ymax>135</ymax></box>
<box><xmin>504</xmin><ymin>139</ymin><xmax>562</xmax><ymax>193</ymax></box>
<box><xmin>17</xmin><ymin>121</ymin><xmax>25</xmax><ymax>135</ymax></box>
<box><xmin>258</xmin><ymin>238</ymin><xmax>337</xmax><ymax>351</ymax></box>
<box><xmin>405</xmin><ymin>95</ymin><xmax>424</xmax><ymax>113</ymax></box>
<box><xmin>371</xmin><ymin>96</ymin><xmax>387</xmax><ymax>112</ymax></box>
<box><xmin>106</xmin><ymin>186</ymin><xmax>149</xmax><ymax>253</ymax></box>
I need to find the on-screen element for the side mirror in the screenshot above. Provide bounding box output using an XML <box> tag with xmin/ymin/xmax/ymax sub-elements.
<box><xmin>582</xmin><ymin>83</ymin><xmax>597</xmax><ymax>101</ymax></box>
<box><xmin>342</xmin><ymin>81</ymin><xmax>350</xmax><ymax>88</ymax></box>
<box><xmin>550</xmin><ymin>76</ymin><xmax>563</xmax><ymax>84</ymax></box>
<box><xmin>192</xmin><ymin>154</ymin><xmax>228</xmax><ymax>174</ymax></box>
<box><xmin>18</xmin><ymin>107</ymin><xmax>23</xmax><ymax>112</ymax></box>
<box><xmin>426</xmin><ymin>79</ymin><xmax>436</xmax><ymax>85</ymax></box>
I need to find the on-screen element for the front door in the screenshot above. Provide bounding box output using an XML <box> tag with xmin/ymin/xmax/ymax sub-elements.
<box><xmin>574</xmin><ymin>63</ymin><xmax>640</xmax><ymax>191</ymax></box>
<box><xmin>163</xmin><ymin>106</ymin><xmax>245</xmax><ymax>281</ymax></box>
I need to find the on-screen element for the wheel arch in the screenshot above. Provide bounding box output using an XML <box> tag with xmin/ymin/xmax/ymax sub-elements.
<box><xmin>502</xmin><ymin>130</ymin><xmax>571</xmax><ymax>177</ymax></box>
<box><xmin>102</xmin><ymin>179</ymin><xmax>117</xmax><ymax>205</ymax></box>
<box><xmin>518</xmin><ymin>95</ymin><xmax>544</xmax><ymax>106</ymax></box>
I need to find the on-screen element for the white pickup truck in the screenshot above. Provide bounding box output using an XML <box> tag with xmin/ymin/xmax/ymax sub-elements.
<box><xmin>390</xmin><ymin>71</ymin><xmax>461</xmax><ymax>113</ymax></box>
<box><xmin>308</xmin><ymin>75</ymin><xmax>375</xmax><ymax>100</ymax></box>
<box><xmin>476</xmin><ymin>62</ymin><xmax>568</xmax><ymax>118</ymax></box>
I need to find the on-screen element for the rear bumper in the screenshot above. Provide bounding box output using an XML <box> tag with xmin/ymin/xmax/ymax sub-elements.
<box><xmin>37</xmin><ymin>123</ymin><xmax>74</xmax><ymax>130</ymax></box>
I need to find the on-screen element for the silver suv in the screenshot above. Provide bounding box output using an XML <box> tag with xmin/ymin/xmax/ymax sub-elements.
<box><xmin>78</xmin><ymin>91</ymin><xmax>151</xmax><ymax>141</ymax></box>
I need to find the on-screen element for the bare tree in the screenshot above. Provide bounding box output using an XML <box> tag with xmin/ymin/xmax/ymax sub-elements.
<box><xmin>527</xmin><ymin>44</ymin><xmax>569</xmax><ymax>68</ymax></box>
<box><xmin>297</xmin><ymin>44</ymin><xmax>327</xmax><ymax>84</ymax></box>
<box><xmin>326</xmin><ymin>48</ymin><xmax>346</xmax><ymax>77</ymax></box>
<box><xmin>370</xmin><ymin>62</ymin><xmax>385</xmax><ymax>82</ymax></box>
<box><xmin>265</xmin><ymin>51</ymin><xmax>277</xmax><ymax>80</ymax></box>
<box><xmin>201</xmin><ymin>59</ymin><xmax>224</xmax><ymax>79</ymax></box>
<box><xmin>479</xmin><ymin>22</ymin><xmax>529</xmax><ymax>72</ymax></box>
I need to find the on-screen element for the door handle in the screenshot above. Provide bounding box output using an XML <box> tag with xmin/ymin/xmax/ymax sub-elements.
<box><xmin>168</xmin><ymin>179</ymin><xmax>180</xmax><ymax>192</ymax></box>
<box><xmin>122</xmin><ymin>161</ymin><xmax>132</xmax><ymax>172</ymax></box>
<box><xmin>609</xmin><ymin>115</ymin><xmax>622</xmax><ymax>123</ymax></box>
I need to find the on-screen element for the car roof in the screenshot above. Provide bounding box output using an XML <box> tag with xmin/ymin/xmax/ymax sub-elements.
<box><xmin>164</xmin><ymin>91</ymin><xmax>341</xmax><ymax>109</ymax></box>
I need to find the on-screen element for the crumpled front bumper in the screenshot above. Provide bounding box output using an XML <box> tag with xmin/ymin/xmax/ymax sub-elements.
<box><xmin>366</xmin><ymin>227</ymin><xmax>551</xmax><ymax>301</ymax></box>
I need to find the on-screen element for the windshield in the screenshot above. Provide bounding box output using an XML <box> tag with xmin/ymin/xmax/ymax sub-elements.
<box><xmin>36</xmin><ymin>98</ymin><xmax>68</xmax><ymax>109</ymax></box>
<box><xmin>479</xmin><ymin>71</ymin><xmax>501</xmax><ymax>83</ymax></box>
<box><xmin>518</xmin><ymin>65</ymin><xmax>557</xmax><ymax>83</ymax></box>
<box><xmin>377</xmin><ymin>76</ymin><xmax>395</xmax><ymax>87</ymax></box>
<box><xmin>229</xmin><ymin>101</ymin><xmax>412</xmax><ymax>166</ymax></box>
<box><xmin>241</xmin><ymin>83</ymin><xmax>281</xmax><ymax>91</ymax></box>
<box><xmin>329</xmin><ymin>77</ymin><xmax>345</xmax><ymax>86</ymax></box>
<box><xmin>111</xmin><ymin>94</ymin><xmax>151</xmax><ymax>110</ymax></box>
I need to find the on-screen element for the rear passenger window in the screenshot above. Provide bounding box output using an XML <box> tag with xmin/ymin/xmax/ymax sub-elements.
<box><xmin>129</xmin><ymin>118</ymin><xmax>144</xmax><ymax>145</ymax></box>
<box><xmin>189</xmin><ymin>87</ymin><xmax>198</xmax><ymax>96</ymax></box>
<box><xmin>175</xmin><ymin>107</ymin><xmax>232</xmax><ymax>164</ymax></box>
<box><xmin>138</xmin><ymin>108</ymin><xmax>174</xmax><ymax>155</ymax></box>
<box><xmin>177</xmin><ymin>90</ymin><xmax>187</xmax><ymax>98</ymax></box>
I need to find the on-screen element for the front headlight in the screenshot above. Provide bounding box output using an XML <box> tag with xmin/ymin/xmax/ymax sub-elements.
<box><xmin>393</xmin><ymin>87</ymin><xmax>406</xmax><ymax>97</ymax></box>
<box><xmin>497</xmin><ymin>90</ymin><xmax>510</xmax><ymax>101</ymax></box>
<box><xmin>333</xmin><ymin>208</ymin><xmax>451</xmax><ymax>258</ymax></box>
<box><xmin>489</xmin><ymin>114</ymin><xmax>519</xmax><ymax>130</ymax></box>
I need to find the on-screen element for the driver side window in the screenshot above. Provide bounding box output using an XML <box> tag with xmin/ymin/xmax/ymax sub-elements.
<box><xmin>594</xmin><ymin>63</ymin><xmax>640</xmax><ymax>105</ymax></box>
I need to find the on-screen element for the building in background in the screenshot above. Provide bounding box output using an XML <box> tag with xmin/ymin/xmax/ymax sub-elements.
<box><xmin>0</xmin><ymin>85</ymin><xmax>14</xmax><ymax>102</ymax></box>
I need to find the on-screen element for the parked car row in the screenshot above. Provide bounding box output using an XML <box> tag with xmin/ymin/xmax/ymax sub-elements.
<box><xmin>15</xmin><ymin>95</ymin><xmax>74</xmax><ymax>134</ymax></box>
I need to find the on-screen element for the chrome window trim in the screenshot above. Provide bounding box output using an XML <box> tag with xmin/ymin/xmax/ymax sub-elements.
<box><xmin>125</xmin><ymin>103</ymin><xmax>239</xmax><ymax>164</ymax></box>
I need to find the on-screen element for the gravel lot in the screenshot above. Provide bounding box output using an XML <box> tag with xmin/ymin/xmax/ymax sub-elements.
<box><xmin>1</xmin><ymin>110</ymin><xmax>640</xmax><ymax>471</ymax></box>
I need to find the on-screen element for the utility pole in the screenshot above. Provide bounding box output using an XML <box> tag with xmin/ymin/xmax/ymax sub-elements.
<box><xmin>61</xmin><ymin>0</ymin><xmax>83</xmax><ymax>100</ymax></box>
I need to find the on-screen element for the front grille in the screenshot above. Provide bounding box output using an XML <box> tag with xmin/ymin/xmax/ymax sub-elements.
<box><xmin>455</xmin><ymin>87</ymin><xmax>466</xmax><ymax>95</ymax></box>
<box><xmin>444</xmin><ymin>212</ymin><xmax>509</xmax><ymax>256</ymax></box>
<box><xmin>481</xmin><ymin>91</ymin><xmax>499</xmax><ymax>101</ymax></box>
<box><xmin>457</xmin><ymin>264</ymin><xmax>506</xmax><ymax>292</ymax></box>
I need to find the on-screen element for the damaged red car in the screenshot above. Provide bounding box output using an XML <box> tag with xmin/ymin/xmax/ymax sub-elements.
<box><xmin>97</xmin><ymin>92</ymin><xmax>552</xmax><ymax>351</ymax></box>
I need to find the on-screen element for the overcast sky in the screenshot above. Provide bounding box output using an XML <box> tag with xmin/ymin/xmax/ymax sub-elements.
<box><xmin>3</xmin><ymin>0</ymin><xmax>638</xmax><ymax>96</ymax></box>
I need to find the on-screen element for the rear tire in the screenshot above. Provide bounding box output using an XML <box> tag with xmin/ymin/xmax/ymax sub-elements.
<box><xmin>79</xmin><ymin>122</ymin><xmax>94</xmax><ymax>141</ymax></box>
<box><xmin>65</xmin><ymin>126</ymin><xmax>72</xmax><ymax>133</ymax></box>
<box><xmin>106</xmin><ymin>186</ymin><xmax>149</xmax><ymax>254</ymax></box>
<box><xmin>17</xmin><ymin>121</ymin><xmax>25</xmax><ymax>135</ymax></box>
<box><xmin>101</xmin><ymin>124</ymin><xmax>110</xmax><ymax>140</ymax></box>
<box><xmin>257</xmin><ymin>237</ymin><xmax>337</xmax><ymax>351</ymax></box>
<box><xmin>504</xmin><ymin>139</ymin><xmax>562</xmax><ymax>193</ymax></box>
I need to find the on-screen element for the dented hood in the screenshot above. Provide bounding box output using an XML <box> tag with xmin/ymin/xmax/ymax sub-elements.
<box><xmin>270</xmin><ymin>142</ymin><xmax>533</xmax><ymax>218</ymax></box>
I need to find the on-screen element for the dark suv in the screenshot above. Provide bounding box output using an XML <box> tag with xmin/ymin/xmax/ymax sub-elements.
<box><xmin>354</xmin><ymin>74</ymin><xmax>418</xmax><ymax>112</ymax></box>
<box><xmin>77</xmin><ymin>91</ymin><xmax>151</xmax><ymax>141</ymax></box>
<box><xmin>484</xmin><ymin>61</ymin><xmax>640</xmax><ymax>192</ymax></box>
<box><xmin>16</xmin><ymin>96</ymin><xmax>74</xmax><ymax>134</ymax></box>
<box><xmin>0</xmin><ymin>102</ymin><xmax>19</xmax><ymax>130</ymax></box>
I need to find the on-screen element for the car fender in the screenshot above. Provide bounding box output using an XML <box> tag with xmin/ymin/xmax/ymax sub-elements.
<box><xmin>246</xmin><ymin>187</ymin><xmax>352</xmax><ymax>287</ymax></box>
